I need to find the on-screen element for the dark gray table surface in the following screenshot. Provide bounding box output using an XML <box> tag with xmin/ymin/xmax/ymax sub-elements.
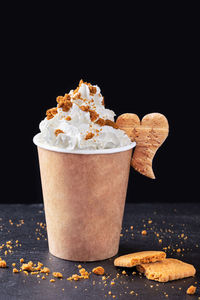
<box><xmin>0</xmin><ymin>203</ymin><xmax>199</xmax><ymax>300</ymax></box>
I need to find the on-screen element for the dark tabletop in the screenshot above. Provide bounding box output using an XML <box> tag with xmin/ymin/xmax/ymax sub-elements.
<box><xmin>0</xmin><ymin>203</ymin><xmax>199</xmax><ymax>300</ymax></box>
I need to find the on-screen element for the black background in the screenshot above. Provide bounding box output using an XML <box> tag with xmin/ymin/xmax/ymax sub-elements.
<box><xmin>1</xmin><ymin>4</ymin><xmax>198</xmax><ymax>205</ymax></box>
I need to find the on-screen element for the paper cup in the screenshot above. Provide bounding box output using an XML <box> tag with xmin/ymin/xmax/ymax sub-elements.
<box><xmin>33</xmin><ymin>133</ymin><xmax>135</xmax><ymax>261</ymax></box>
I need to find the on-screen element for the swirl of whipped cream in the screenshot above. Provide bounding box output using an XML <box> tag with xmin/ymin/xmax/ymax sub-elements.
<box><xmin>37</xmin><ymin>80</ymin><xmax>131</xmax><ymax>150</ymax></box>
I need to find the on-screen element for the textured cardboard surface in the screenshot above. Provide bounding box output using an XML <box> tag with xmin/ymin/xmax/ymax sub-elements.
<box><xmin>37</xmin><ymin>147</ymin><xmax>133</xmax><ymax>261</ymax></box>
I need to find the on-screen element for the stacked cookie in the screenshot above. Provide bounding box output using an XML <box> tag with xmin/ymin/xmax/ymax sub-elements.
<box><xmin>114</xmin><ymin>251</ymin><xmax>196</xmax><ymax>282</ymax></box>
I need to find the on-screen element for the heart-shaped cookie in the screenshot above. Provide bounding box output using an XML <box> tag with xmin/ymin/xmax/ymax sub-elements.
<box><xmin>116</xmin><ymin>113</ymin><xmax>169</xmax><ymax>179</ymax></box>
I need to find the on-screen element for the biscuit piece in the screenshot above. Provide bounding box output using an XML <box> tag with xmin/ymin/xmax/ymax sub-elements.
<box><xmin>136</xmin><ymin>258</ymin><xmax>196</xmax><ymax>282</ymax></box>
<box><xmin>92</xmin><ymin>266</ymin><xmax>105</xmax><ymax>275</ymax></box>
<box><xmin>186</xmin><ymin>285</ymin><xmax>196</xmax><ymax>295</ymax></box>
<box><xmin>114</xmin><ymin>251</ymin><xmax>166</xmax><ymax>268</ymax></box>
<box><xmin>116</xmin><ymin>113</ymin><xmax>169</xmax><ymax>179</ymax></box>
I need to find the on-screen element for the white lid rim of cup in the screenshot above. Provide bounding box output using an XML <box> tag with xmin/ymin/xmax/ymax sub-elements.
<box><xmin>33</xmin><ymin>133</ymin><xmax>136</xmax><ymax>155</ymax></box>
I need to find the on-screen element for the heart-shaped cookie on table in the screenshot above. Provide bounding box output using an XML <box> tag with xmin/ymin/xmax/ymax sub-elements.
<box><xmin>116</xmin><ymin>113</ymin><xmax>169</xmax><ymax>179</ymax></box>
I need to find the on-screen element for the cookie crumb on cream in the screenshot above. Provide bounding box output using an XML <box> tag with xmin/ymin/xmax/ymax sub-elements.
<box><xmin>38</xmin><ymin>80</ymin><xmax>131</xmax><ymax>150</ymax></box>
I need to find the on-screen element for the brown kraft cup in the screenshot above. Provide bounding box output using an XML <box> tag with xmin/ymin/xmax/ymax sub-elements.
<box><xmin>34</xmin><ymin>136</ymin><xmax>135</xmax><ymax>261</ymax></box>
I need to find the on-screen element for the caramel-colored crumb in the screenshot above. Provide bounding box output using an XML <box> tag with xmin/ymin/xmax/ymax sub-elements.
<box><xmin>79</xmin><ymin>105</ymin><xmax>90</xmax><ymax>112</ymax></box>
<box><xmin>95</xmin><ymin>118</ymin><xmax>118</xmax><ymax>129</ymax></box>
<box><xmin>31</xmin><ymin>271</ymin><xmax>39</xmax><ymax>275</ymax></box>
<box><xmin>186</xmin><ymin>285</ymin><xmax>196</xmax><ymax>295</ymax></box>
<box><xmin>35</xmin><ymin>262</ymin><xmax>43</xmax><ymax>271</ymax></box>
<box><xmin>95</xmin><ymin>118</ymin><xmax>106</xmax><ymax>126</ymax></box>
<box><xmin>0</xmin><ymin>260</ymin><xmax>7</xmax><ymax>268</ymax></box>
<box><xmin>89</xmin><ymin>86</ymin><xmax>97</xmax><ymax>95</ymax></box>
<box><xmin>79</xmin><ymin>268</ymin><xmax>90</xmax><ymax>278</ymax></box>
<box><xmin>89</xmin><ymin>109</ymin><xmax>99</xmax><ymax>122</ymax></box>
<box><xmin>23</xmin><ymin>271</ymin><xmax>29</xmax><ymax>276</ymax></box>
<box><xmin>46</xmin><ymin>107</ymin><xmax>58</xmax><ymax>120</ymax></box>
<box><xmin>92</xmin><ymin>266</ymin><xmax>105</xmax><ymax>276</ymax></box>
<box><xmin>67</xmin><ymin>267</ymin><xmax>90</xmax><ymax>281</ymax></box>
<box><xmin>56</xmin><ymin>94</ymin><xmax>72</xmax><ymax>112</ymax></box>
<box><xmin>105</xmin><ymin>119</ymin><xmax>119</xmax><ymax>129</ymax></box>
<box><xmin>40</xmin><ymin>267</ymin><xmax>50</xmax><ymax>274</ymax></box>
<box><xmin>72</xmin><ymin>92</ymin><xmax>81</xmax><ymax>100</ymax></box>
<box><xmin>54</xmin><ymin>129</ymin><xmax>64</xmax><ymax>137</ymax></box>
<box><xmin>85</xmin><ymin>132</ymin><xmax>95</xmax><ymax>140</ymax></box>
<box><xmin>21</xmin><ymin>261</ymin><xmax>34</xmax><ymax>272</ymax></box>
<box><xmin>142</xmin><ymin>230</ymin><xmax>147</xmax><ymax>235</ymax></box>
<box><xmin>50</xmin><ymin>279</ymin><xmax>55</xmax><ymax>283</ymax></box>
<box><xmin>66</xmin><ymin>116</ymin><xmax>71</xmax><ymax>121</ymax></box>
<box><xmin>20</xmin><ymin>258</ymin><xmax>24</xmax><ymax>263</ymax></box>
<box><xmin>12</xmin><ymin>263</ymin><xmax>16</xmax><ymax>267</ymax></box>
<box><xmin>52</xmin><ymin>272</ymin><xmax>63</xmax><ymax>278</ymax></box>
<box><xmin>13</xmin><ymin>268</ymin><xmax>19</xmax><ymax>273</ymax></box>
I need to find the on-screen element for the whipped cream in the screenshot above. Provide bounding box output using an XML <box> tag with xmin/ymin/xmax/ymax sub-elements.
<box><xmin>37</xmin><ymin>80</ymin><xmax>131</xmax><ymax>150</ymax></box>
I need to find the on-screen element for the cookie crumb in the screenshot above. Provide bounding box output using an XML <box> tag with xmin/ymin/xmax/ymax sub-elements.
<box><xmin>20</xmin><ymin>258</ymin><xmax>24</xmax><ymax>263</ymax></box>
<box><xmin>132</xmin><ymin>271</ymin><xmax>136</xmax><ymax>275</ymax></box>
<box><xmin>85</xmin><ymin>132</ymin><xmax>94</xmax><ymax>140</ymax></box>
<box><xmin>21</xmin><ymin>261</ymin><xmax>34</xmax><ymax>272</ymax></box>
<box><xmin>31</xmin><ymin>271</ymin><xmax>39</xmax><ymax>275</ymax></box>
<box><xmin>23</xmin><ymin>271</ymin><xmax>29</xmax><ymax>275</ymax></box>
<box><xmin>95</xmin><ymin>118</ymin><xmax>106</xmax><ymax>126</ymax></box>
<box><xmin>0</xmin><ymin>260</ymin><xmax>6</xmax><ymax>268</ymax></box>
<box><xmin>92</xmin><ymin>266</ymin><xmax>105</xmax><ymax>275</ymax></box>
<box><xmin>46</xmin><ymin>107</ymin><xmax>58</xmax><ymax>120</ymax></box>
<box><xmin>56</xmin><ymin>94</ymin><xmax>72</xmax><ymax>112</ymax></box>
<box><xmin>141</xmin><ymin>230</ymin><xmax>147</xmax><ymax>235</ymax></box>
<box><xmin>55</xmin><ymin>129</ymin><xmax>64</xmax><ymax>137</ymax></box>
<box><xmin>186</xmin><ymin>285</ymin><xmax>196</xmax><ymax>295</ymax></box>
<box><xmin>50</xmin><ymin>279</ymin><xmax>55</xmax><ymax>283</ymax></box>
<box><xmin>40</xmin><ymin>267</ymin><xmax>50</xmax><ymax>274</ymax></box>
<box><xmin>13</xmin><ymin>268</ymin><xmax>19</xmax><ymax>273</ymax></box>
<box><xmin>89</xmin><ymin>86</ymin><xmax>97</xmax><ymax>95</ymax></box>
<box><xmin>89</xmin><ymin>109</ymin><xmax>99</xmax><ymax>122</ymax></box>
<box><xmin>52</xmin><ymin>272</ymin><xmax>63</xmax><ymax>278</ymax></box>
<box><xmin>105</xmin><ymin>119</ymin><xmax>118</xmax><ymax>129</ymax></box>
